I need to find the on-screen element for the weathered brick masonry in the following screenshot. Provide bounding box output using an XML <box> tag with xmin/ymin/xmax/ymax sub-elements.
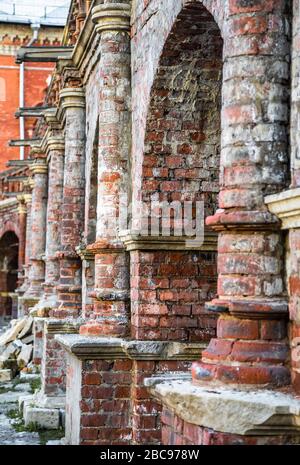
<box><xmin>2</xmin><ymin>0</ymin><xmax>300</xmax><ymax>445</ymax></box>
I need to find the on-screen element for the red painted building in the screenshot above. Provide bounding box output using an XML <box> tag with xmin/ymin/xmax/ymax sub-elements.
<box><xmin>0</xmin><ymin>14</ymin><xmax>66</xmax><ymax>171</ymax></box>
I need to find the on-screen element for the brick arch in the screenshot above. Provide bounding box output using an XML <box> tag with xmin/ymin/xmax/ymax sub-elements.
<box><xmin>0</xmin><ymin>229</ymin><xmax>19</xmax><ymax>320</ymax></box>
<box><xmin>131</xmin><ymin>0</ymin><xmax>225</xmax><ymax>224</ymax></box>
<box><xmin>130</xmin><ymin>1</ymin><xmax>223</xmax><ymax>343</ymax></box>
<box><xmin>140</xmin><ymin>1</ymin><xmax>223</xmax><ymax>218</ymax></box>
<box><xmin>0</xmin><ymin>221</ymin><xmax>20</xmax><ymax>243</ymax></box>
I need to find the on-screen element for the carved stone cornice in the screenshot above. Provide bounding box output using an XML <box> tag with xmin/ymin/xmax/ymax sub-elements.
<box><xmin>265</xmin><ymin>188</ymin><xmax>300</xmax><ymax>230</ymax></box>
<box><xmin>90</xmin><ymin>289</ymin><xmax>130</xmax><ymax>302</ymax></box>
<box><xmin>76</xmin><ymin>245</ymin><xmax>95</xmax><ymax>261</ymax></box>
<box><xmin>120</xmin><ymin>230</ymin><xmax>218</xmax><ymax>252</ymax></box>
<box><xmin>45</xmin><ymin>318</ymin><xmax>83</xmax><ymax>335</ymax></box>
<box><xmin>44</xmin><ymin>108</ymin><xmax>60</xmax><ymax>130</ymax></box>
<box><xmin>86</xmin><ymin>240</ymin><xmax>125</xmax><ymax>255</ymax></box>
<box><xmin>205</xmin><ymin>297</ymin><xmax>289</xmax><ymax>320</ymax></box>
<box><xmin>55</xmin><ymin>334</ymin><xmax>207</xmax><ymax>361</ymax></box>
<box><xmin>92</xmin><ymin>3</ymin><xmax>131</xmax><ymax>34</ymax></box>
<box><xmin>206</xmin><ymin>210</ymin><xmax>280</xmax><ymax>232</ymax></box>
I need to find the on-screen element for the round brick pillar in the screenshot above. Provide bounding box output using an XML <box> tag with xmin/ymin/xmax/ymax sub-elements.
<box><xmin>80</xmin><ymin>2</ymin><xmax>131</xmax><ymax>337</ymax></box>
<box><xmin>25</xmin><ymin>157</ymin><xmax>48</xmax><ymax>299</ymax></box>
<box><xmin>17</xmin><ymin>196</ymin><xmax>27</xmax><ymax>286</ymax></box>
<box><xmin>40</xmin><ymin>136</ymin><xmax>65</xmax><ymax>311</ymax></box>
<box><xmin>16</xmin><ymin>190</ymin><xmax>33</xmax><ymax>317</ymax></box>
<box><xmin>53</xmin><ymin>88</ymin><xmax>86</xmax><ymax>319</ymax></box>
<box><xmin>193</xmin><ymin>0</ymin><xmax>291</xmax><ymax>387</ymax></box>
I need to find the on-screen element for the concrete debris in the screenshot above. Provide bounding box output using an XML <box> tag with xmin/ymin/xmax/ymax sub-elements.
<box><xmin>0</xmin><ymin>317</ymin><xmax>35</xmax><ymax>380</ymax></box>
<box><xmin>17</xmin><ymin>344</ymin><xmax>33</xmax><ymax>369</ymax></box>
<box><xmin>18</xmin><ymin>317</ymin><xmax>33</xmax><ymax>339</ymax></box>
<box><xmin>0</xmin><ymin>318</ymin><xmax>27</xmax><ymax>346</ymax></box>
<box><xmin>0</xmin><ymin>369</ymin><xmax>12</xmax><ymax>382</ymax></box>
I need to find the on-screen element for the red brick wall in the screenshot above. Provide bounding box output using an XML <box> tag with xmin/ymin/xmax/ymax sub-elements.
<box><xmin>0</xmin><ymin>23</ymin><xmax>63</xmax><ymax>171</ymax></box>
<box><xmin>131</xmin><ymin>250</ymin><xmax>217</xmax><ymax>341</ymax></box>
<box><xmin>131</xmin><ymin>360</ymin><xmax>190</xmax><ymax>445</ymax></box>
<box><xmin>70</xmin><ymin>357</ymin><xmax>192</xmax><ymax>446</ymax></box>
<box><xmin>288</xmin><ymin>229</ymin><xmax>300</xmax><ymax>393</ymax></box>
<box><xmin>141</xmin><ymin>3</ymin><xmax>222</xmax><ymax>217</ymax></box>
<box><xmin>0</xmin><ymin>54</ymin><xmax>55</xmax><ymax>170</ymax></box>
<box><xmin>79</xmin><ymin>359</ymin><xmax>133</xmax><ymax>445</ymax></box>
<box><xmin>42</xmin><ymin>332</ymin><xmax>66</xmax><ymax>396</ymax></box>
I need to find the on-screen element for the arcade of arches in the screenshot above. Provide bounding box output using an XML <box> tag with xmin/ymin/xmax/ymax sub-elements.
<box><xmin>0</xmin><ymin>231</ymin><xmax>19</xmax><ymax>322</ymax></box>
<box><xmin>1</xmin><ymin>0</ymin><xmax>300</xmax><ymax>445</ymax></box>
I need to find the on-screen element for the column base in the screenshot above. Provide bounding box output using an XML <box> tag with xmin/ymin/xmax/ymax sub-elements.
<box><xmin>56</xmin><ymin>334</ymin><xmax>206</xmax><ymax>445</ymax></box>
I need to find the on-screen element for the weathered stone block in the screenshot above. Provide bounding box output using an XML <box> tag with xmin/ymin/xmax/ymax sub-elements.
<box><xmin>24</xmin><ymin>406</ymin><xmax>60</xmax><ymax>430</ymax></box>
<box><xmin>0</xmin><ymin>369</ymin><xmax>12</xmax><ymax>382</ymax></box>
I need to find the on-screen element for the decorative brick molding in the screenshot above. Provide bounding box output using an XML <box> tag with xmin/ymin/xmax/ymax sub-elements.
<box><xmin>120</xmin><ymin>231</ymin><xmax>218</xmax><ymax>252</ymax></box>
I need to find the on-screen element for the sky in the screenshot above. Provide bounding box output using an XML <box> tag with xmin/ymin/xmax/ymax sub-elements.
<box><xmin>0</xmin><ymin>0</ymin><xmax>71</xmax><ymax>26</ymax></box>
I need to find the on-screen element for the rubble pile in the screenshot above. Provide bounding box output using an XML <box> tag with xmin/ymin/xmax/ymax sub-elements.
<box><xmin>0</xmin><ymin>317</ymin><xmax>34</xmax><ymax>381</ymax></box>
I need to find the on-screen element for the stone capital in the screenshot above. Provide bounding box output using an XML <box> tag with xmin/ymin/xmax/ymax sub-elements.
<box><xmin>30</xmin><ymin>160</ymin><xmax>48</xmax><ymax>176</ymax></box>
<box><xmin>23</xmin><ymin>193</ymin><xmax>32</xmax><ymax>205</ymax></box>
<box><xmin>17</xmin><ymin>200</ymin><xmax>27</xmax><ymax>215</ymax></box>
<box><xmin>92</xmin><ymin>3</ymin><xmax>131</xmax><ymax>34</ymax></box>
<box><xmin>59</xmin><ymin>87</ymin><xmax>85</xmax><ymax>110</ymax></box>
<box><xmin>46</xmin><ymin>136</ymin><xmax>65</xmax><ymax>155</ymax></box>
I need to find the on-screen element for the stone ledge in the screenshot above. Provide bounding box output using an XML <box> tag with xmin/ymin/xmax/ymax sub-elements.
<box><xmin>265</xmin><ymin>188</ymin><xmax>300</xmax><ymax>229</ymax></box>
<box><xmin>120</xmin><ymin>230</ymin><xmax>217</xmax><ymax>252</ymax></box>
<box><xmin>146</xmin><ymin>377</ymin><xmax>300</xmax><ymax>436</ymax></box>
<box><xmin>55</xmin><ymin>334</ymin><xmax>207</xmax><ymax>361</ymax></box>
<box><xmin>45</xmin><ymin>318</ymin><xmax>84</xmax><ymax>335</ymax></box>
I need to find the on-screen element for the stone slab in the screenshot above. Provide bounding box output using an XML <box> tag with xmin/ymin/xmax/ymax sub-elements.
<box><xmin>147</xmin><ymin>378</ymin><xmax>300</xmax><ymax>436</ymax></box>
<box><xmin>55</xmin><ymin>334</ymin><xmax>206</xmax><ymax>361</ymax></box>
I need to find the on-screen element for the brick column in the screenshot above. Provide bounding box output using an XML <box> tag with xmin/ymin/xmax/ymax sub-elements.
<box><xmin>54</xmin><ymin>88</ymin><xmax>85</xmax><ymax>319</ymax></box>
<box><xmin>193</xmin><ymin>1</ymin><xmax>290</xmax><ymax>387</ymax></box>
<box><xmin>38</xmin><ymin>136</ymin><xmax>65</xmax><ymax>312</ymax></box>
<box><xmin>22</xmin><ymin>158</ymin><xmax>48</xmax><ymax>312</ymax></box>
<box><xmin>79</xmin><ymin>2</ymin><xmax>131</xmax><ymax>337</ymax></box>
<box><xmin>16</xmin><ymin>196</ymin><xmax>27</xmax><ymax>286</ymax></box>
